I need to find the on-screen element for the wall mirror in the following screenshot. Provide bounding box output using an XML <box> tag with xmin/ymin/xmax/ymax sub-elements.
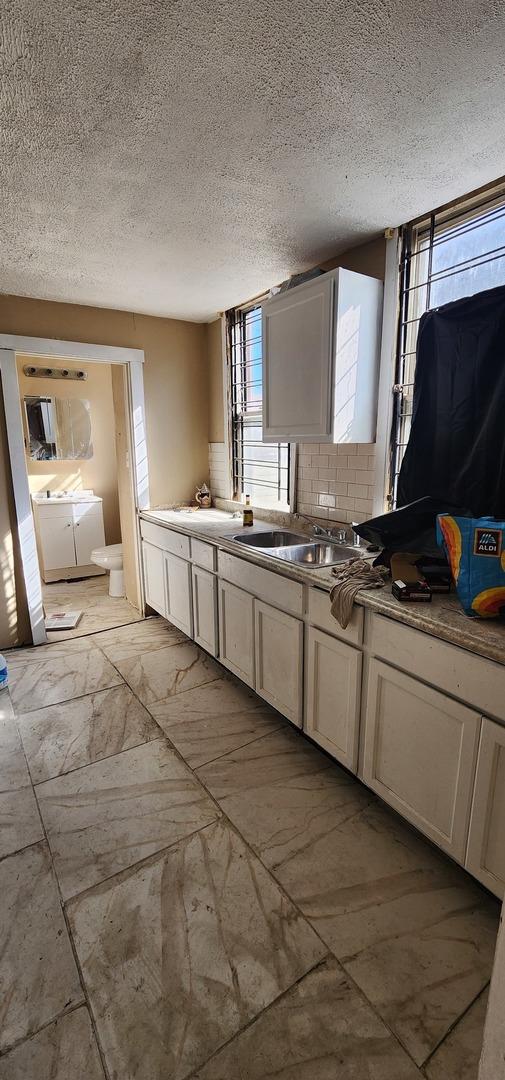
<box><xmin>24</xmin><ymin>396</ymin><xmax>93</xmax><ymax>460</ymax></box>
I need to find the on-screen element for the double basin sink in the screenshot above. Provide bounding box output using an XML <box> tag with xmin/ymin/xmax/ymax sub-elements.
<box><xmin>233</xmin><ymin>529</ymin><xmax>357</xmax><ymax>568</ymax></box>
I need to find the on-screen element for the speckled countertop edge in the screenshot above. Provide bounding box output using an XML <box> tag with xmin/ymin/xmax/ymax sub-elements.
<box><xmin>141</xmin><ymin>510</ymin><xmax>505</xmax><ymax>668</ymax></box>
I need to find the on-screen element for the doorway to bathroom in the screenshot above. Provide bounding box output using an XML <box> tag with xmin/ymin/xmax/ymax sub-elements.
<box><xmin>0</xmin><ymin>335</ymin><xmax>149</xmax><ymax>646</ymax></box>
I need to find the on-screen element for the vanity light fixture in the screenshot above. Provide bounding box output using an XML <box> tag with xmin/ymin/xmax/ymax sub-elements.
<box><xmin>23</xmin><ymin>365</ymin><xmax>88</xmax><ymax>381</ymax></box>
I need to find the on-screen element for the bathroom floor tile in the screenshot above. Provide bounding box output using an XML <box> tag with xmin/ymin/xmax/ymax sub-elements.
<box><xmin>6</xmin><ymin>638</ymin><xmax>123</xmax><ymax>713</ymax></box>
<box><xmin>197</xmin><ymin>726</ymin><xmax>373</xmax><ymax>869</ymax></box>
<box><xmin>0</xmin><ymin>843</ymin><xmax>83</xmax><ymax>1052</ymax></box>
<box><xmin>194</xmin><ymin>956</ymin><xmax>422</xmax><ymax>1080</ymax></box>
<box><xmin>68</xmin><ymin>818</ymin><xmax>325</xmax><ymax>1080</ymax></box>
<box><xmin>18</xmin><ymin>683</ymin><xmax>160</xmax><ymax>783</ymax></box>
<box><xmin>150</xmin><ymin>675</ymin><xmax>286</xmax><ymax>767</ymax></box>
<box><xmin>37</xmin><ymin>738</ymin><xmax>219</xmax><ymax>898</ymax></box>
<box><xmin>43</xmin><ymin>577</ymin><xmax>143</xmax><ymax>641</ymax></box>
<box><xmin>114</xmin><ymin>640</ymin><xmax>221</xmax><ymax>705</ymax></box>
<box><xmin>0</xmin><ymin>1006</ymin><xmax>105</xmax><ymax>1080</ymax></box>
<box><xmin>94</xmin><ymin>615</ymin><xmax>188</xmax><ymax>662</ymax></box>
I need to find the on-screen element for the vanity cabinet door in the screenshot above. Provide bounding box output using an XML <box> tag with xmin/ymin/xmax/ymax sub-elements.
<box><xmin>38</xmin><ymin>509</ymin><xmax>76</xmax><ymax>571</ymax></box>
<box><xmin>164</xmin><ymin>551</ymin><xmax>193</xmax><ymax>637</ymax></box>
<box><xmin>73</xmin><ymin>504</ymin><xmax>105</xmax><ymax>566</ymax></box>
<box><xmin>466</xmin><ymin>718</ymin><xmax>505</xmax><ymax>898</ymax></box>
<box><xmin>143</xmin><ymin>541</ymin><xmax>167</xmax><ymax>617</ymax></box>
<box><xmin>192</xmin><ymin>565</ymin><xmax>218</xmax><ymax>657</ymax></box>
<box><xmin>254</xmin><ymin>600</ymin><xmax>303</xmax><ymax>725</ymax></box>
<box><xmin>218</xmin><ymin>580</ymin><xmax>255</xmax><ymax>688</ymax></box>
<box><xmin>362</xmin><ymin>659</ymin><xmax>481</xmax><ymax>861</ymax></box>
<box><xmin>305</xmin><ymin>626</ymin><xmax>361</xmax><ymax>770</ymax></box>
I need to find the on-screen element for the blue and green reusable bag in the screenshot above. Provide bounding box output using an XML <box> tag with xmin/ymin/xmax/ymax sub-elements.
<box><xmin>437</xmin><ymin>515</ymin><xmax>505</xmax><ymax>618</ymax></box>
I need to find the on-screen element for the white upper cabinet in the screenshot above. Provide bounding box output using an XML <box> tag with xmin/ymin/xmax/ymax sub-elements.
<box><xmin>262</xmin><ymin>268</ymin><xmax>383</xmax><ymax>443</ymax></box>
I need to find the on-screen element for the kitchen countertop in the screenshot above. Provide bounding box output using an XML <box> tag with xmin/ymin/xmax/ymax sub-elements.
<box><xmin>141</xmin><ymin>507</ymin><xmax>505</xmax><ymax>667</ymax></box>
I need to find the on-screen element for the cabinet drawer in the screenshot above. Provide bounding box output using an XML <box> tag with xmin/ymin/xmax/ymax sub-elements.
<box><xmin>367</xmin><ymin>612</ymin><xmax>505</xmax><ymax>723</ymax></box>
<box><xmin>307</xmin><ymin>586</ymin><xmax>363</xmax><ymax>645</ymax></box>
<box><xmin>140</xmin><ymin>519</ymin><xmax>190</xmax><ymax>559</ymax></box>
<box><xmin>217</xmin><ymin>551</ymin><xmax>303</xmax><ymax>616</ymax></box>
<box><xmin>191</xmin><ymin>537</ymin><xmax>217</xmax><ymax>572</ymax></box>
<box><xmin>35</xmin><ymin>502</ymin><xmax>76</xmax><ymax>520</ymax></box>
<box><xmin>362</xmin><ymin>659</ymin><xmax>481</xmax><ymax>861</ymax></box>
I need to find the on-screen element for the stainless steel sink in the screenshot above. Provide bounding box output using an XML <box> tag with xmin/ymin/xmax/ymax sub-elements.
<box><xmin>233</xmin><ymin>530</ymin><xmax>308</xmax><ymax>548</ymax></box>
<box><xmin>233</xmin><ymin>530</ymin><xmax>357</xmax><ymax>568</ymax></box>
<box><xmin>279</xmin><ymin>542</ymin><xmax>357</xmax><ymax>566</ymax></box>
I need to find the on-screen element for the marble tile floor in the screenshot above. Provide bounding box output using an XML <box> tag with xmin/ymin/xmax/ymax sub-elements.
<box><xmin>42</xmin><ymin>575</ymin><xmax>143</xmax><ymax>641</ymax></box>
<box><xmin>0</xmin><ymin>617</ymin><xmax>499</xmax><ymax>1079</ymax></box>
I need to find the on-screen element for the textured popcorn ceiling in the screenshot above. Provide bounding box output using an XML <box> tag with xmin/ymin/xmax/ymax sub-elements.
<box><xmin>1</xmin><ymin>1</ymin><xmax>505</xmax><ymax>321</ymax></box>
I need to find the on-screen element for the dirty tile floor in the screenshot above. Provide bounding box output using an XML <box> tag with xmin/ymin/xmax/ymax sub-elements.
<box><xmin>43</xmin><ymin>576</ymin><xmax>143</xmax><ymax>641</ymax></box>
<box><xmin>0</xmin><ymin>616</ymin><xmax>499</xmax><ymax>1079</ymax></box>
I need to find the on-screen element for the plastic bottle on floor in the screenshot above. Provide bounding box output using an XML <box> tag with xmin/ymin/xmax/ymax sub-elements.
<box><xmin>0</xmin><ymin>654</ymin><xmax>7</xmax><ymax>691</ymax></box>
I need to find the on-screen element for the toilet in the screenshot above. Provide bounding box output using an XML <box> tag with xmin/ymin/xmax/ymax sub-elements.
<box><xmin>91</xmin><ymin>544</ymin><xmax>124</xmax><ymax>597</ymax></box>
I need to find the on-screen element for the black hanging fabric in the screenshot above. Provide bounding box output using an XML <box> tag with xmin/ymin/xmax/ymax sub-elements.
<box><xmin>397</xmin><ymin>282</ymin><xmax>505</xmax><ymax>518</ymax></box>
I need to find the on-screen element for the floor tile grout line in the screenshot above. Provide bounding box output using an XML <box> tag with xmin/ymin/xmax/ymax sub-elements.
<box><xmin>419</xmin><ymin>979</ymin><xmax>491</xmax><ymax>1072</ymax></box>
<box><xmin>183</xmin><ymin>955</ymin><xmax>334</xmax><ymax>1080</ymax></box>
<box><xmin>0</xmin><ymin>999</ymin><xmax>87</xmax><ymax>1061</ymax></box>
<box><xmin>30</xmin><ymin>734</ymin><xmax>166</xmax><ymax>788</ymax></box>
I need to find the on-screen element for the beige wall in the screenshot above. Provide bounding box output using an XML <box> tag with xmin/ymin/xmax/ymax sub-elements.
<box><xmin>206</xmin><ymin>317</ymin><xmax>225</xmax><ymax>443</ymax></box>
<box><xmin>0</xmin><ymin>294</ymin><xmax>209</xmax><ymax>647</ymax></box>
<box><xmin>17</xmin><ymin>356</ymin><xmax>121</xmax><ymax>544</ymax></box>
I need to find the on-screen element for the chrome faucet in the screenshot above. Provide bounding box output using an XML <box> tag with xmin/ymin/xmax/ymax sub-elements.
<box><xmin>294</xmin><ymin>512</ymin><xmax>339</xmax><ymax>543</ymax></box>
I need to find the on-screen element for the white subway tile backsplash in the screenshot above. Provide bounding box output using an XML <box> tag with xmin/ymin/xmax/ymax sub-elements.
<box><xmin>348</xmin><ymin>483</ymin><xmax>369</xmax><ymax>500</ymax></box>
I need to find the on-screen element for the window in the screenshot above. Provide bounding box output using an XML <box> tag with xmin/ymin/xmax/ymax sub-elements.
<box><xmin>391</xmin><ymin>181</ymin><xmax>505</xmax><ymax>505</ymax></box>
<box><xmin>228</xmin><ymin>303</ymin><xmax>291</xmax><ymax>508</ymax></box>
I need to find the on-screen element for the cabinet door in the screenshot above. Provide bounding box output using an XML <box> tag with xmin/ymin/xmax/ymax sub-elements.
<box><xmin>38</xmin><ymin>511</ymin><xmax>76</xmax><ymax>571</ymax></box>
<box><xmin>73</xmin><ymin>505</ymin><xmax>105</xmax><ymax>566</ymax></box>
<box><xmin>262</xmin><ymin>275</ymin><xmax>334</xmax><ymax>441</ymax></box>
<box><xmin>192</xmin><ymin>565</ymin><xmax>218</xmax><ymax>657</ymax></box>
<box><xmin>305</xmin><ymin>626</ymin><xmax>361</xmax><ymax>770</ymax></box>
<box><xmin>362</xmin><ymin>659</ymin><xmax>481</xmax><ymax>861</ymax></box>
<box><xmin>164</xmin><ymin>551</ymin><xmax>193</xmax><ymax>636</ymax></box>
<box><xmin>254</xmin><ymin>600</ymin><xmax>303</xmax><ymax>725</ymax></box>
<box><xmin>466</xmin><ymin>718</ymin><xmax>505</xmax><ymax>898</ymax></box>
<box><xmin>143</xmin><ymin>542</ymin><xmax>167</xmax><ymax>617</ymax></box>
<box><xmin>218</xmin><ymin>581</ymin><xmax>255</xmax><ymax>688</ymax></box>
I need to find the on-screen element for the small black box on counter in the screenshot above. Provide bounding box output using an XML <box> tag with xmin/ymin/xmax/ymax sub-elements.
<box><xmin>392</xmin><ymin>578</ymin><xmax>432</xmax><ymax>602</ymax></box>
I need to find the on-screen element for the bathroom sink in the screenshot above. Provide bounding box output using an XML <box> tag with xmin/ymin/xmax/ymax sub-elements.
<box><xmin>233</xmin><ymin>530</ymin><xmax>308</xmax><ymax>548</ymax></box>
<box><xmin>233</xmin><ymin>531</ymin><xmax>357</xmax><ymax>567</ymax></box>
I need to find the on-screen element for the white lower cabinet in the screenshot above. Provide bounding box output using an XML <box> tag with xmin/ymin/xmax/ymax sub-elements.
<box><xmin>305</xmin><ymin>626</ymin><xmax>361</xmax><ymax>771</ymax></box>
<box><xmin>164</xmin><ymin>551</ymin><xmax>193</xmax><ymax>637</ymax></box>
<box><xmin>143</xmin><ymin>541</ymin><xmax>167</xmax><ymax>617</ymax></box>
<box><xmin>362</xmin><ymin>659</ymin><xmax>481</xmax><ymax>862</ymax></box>
<box><xmin>218</xmin><ymin>580</ymin><xmax>255</xmax><ymax>687</ymax></box>
<box><xmin>466</xmin><ymin>718</ymin><xmax>505</xmax><ymax>898</ymax></box>
<box><xmin>192</xmin><ymin>565</ymin><xmax>218</xmax><ymax>657</ymax></box>
<box><xmin>255</xmin><ymin>600</ymin><xmax>303</xmax><ymax>726</ymax></box>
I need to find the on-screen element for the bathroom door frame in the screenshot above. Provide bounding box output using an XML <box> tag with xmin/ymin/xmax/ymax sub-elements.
<box><xmin>0</xmin><ymin>336</ymin><xmax>149</xmax><ymax>646</ymax></box>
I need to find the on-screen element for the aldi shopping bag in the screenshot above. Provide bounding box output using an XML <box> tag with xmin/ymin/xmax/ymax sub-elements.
<box><xmin>437</xmin><ymin>515</ymin><xmax>505</xmax><ymax>618</ymax></box>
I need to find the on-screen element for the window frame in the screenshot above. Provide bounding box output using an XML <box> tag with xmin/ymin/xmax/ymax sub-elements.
<box><xmin>389</xmin><ymin>179</ymin><xmax>505</xmax><ymax>507</ymax></box>
<box><xmin>226</xmin><ymin>301</ymin><xmax>295</xmax><ymax>511</ymax></box>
